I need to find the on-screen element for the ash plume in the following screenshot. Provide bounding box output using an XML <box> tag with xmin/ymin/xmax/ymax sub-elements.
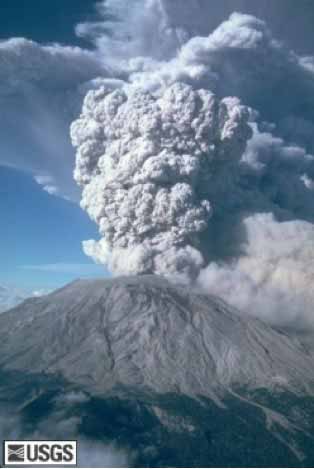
<box><xmin>71</xmin><ymin>1</ymin><xmax>314</xmax><ymax>327</ymax></box>
<box><xmin>71</xmin><ymin>83</ymin><xmax>251</xmax><ymax>279</ymax></box>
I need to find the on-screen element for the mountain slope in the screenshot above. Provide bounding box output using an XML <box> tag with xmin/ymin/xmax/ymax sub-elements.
<box><xmin>1</xmin><ymin>276</ymin><xmax>314</xmax><ymax>467</ymax></box>
<box><xmin>0</xmin><ymin>276</ymin><xmax>313</xmax><ymax>398</ymax></box>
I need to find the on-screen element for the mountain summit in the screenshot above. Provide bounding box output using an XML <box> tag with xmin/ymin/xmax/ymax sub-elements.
<box><xmin>1</xmin><ymin>276</ymin><xmax>314</xmax><ymax>467</ymax></box>
<box><xmin>1</xmin><ymin>275</ymin><xmax>313</xmax><ymax>398</ymax></box>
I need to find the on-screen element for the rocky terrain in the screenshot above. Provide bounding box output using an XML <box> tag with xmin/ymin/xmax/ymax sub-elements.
<box><xmin>0</xmin><ymin>276</ymin><xmax>314</xmax><ymax>467</ymax></box>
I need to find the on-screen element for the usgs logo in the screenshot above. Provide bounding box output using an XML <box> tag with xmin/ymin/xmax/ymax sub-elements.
<box><xmin>3</xmin><ymin>440</ymin><xmax>77</xmax><ymax>466</ymax></box>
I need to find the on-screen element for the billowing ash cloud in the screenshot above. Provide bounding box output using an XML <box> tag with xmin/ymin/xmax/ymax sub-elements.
<box><xmin>71</xmin><ymin>83</ymin><xmax>251</xmax><ymax>279</ymax></box>
<box><xmin>70</xmin><ymin>2</ymin><xmax>314</xmax><ymax>327</ymax></box>
<box><xmin>198</xmin><ymin>214</ymin><xmax>314</xmax><ymax>329</ymax></box>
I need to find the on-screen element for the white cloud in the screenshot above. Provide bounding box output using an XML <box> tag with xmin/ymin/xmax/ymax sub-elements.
<box><xmin>32</xmin><ymin>289</ymin><xmax>51</xmax><ymax>297</ymax></box>
<box><xmin>0</xmin><ymin>38</ymin><xmax>105</xmax><ymax>200</ymax></box>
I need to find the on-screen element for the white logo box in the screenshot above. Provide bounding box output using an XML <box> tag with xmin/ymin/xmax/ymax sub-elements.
<box><xmin>3</xmin><ymin>440</ymin><xmax>77</xmax><ymax>466</ymax></box>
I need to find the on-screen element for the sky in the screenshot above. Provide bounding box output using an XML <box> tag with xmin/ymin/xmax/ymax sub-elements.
<box><xmin>0</xmin><ymin>166</ymin><xmax>105</xmax><ymax>289</ymax></box>
<box><xmin>1</xmin><ymin>0</ymin><xmax>314</xmax><ymax>293</ymax></box>
<box><xmin>0</xmin><ymin>0</ymin><xmax>95</xmax><ymax>46</ymax></box>
<box><xmin>0</xmin><ymin>0</ymin><xmax>107</xmax><ymax>290</ymax></box>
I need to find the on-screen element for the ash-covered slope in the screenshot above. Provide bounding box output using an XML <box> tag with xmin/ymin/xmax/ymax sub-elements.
<box><xmin>1</xmin><ymin>276</ymin><xmax>314</xmax><ymax>467</ymax></box>
<box><xmin>0</xmin><ymin>275</ymin><xmax>313</xmax><ymax>399</ymax></box>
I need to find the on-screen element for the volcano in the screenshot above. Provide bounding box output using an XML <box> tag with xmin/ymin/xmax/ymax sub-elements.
<box><xmin>0</xmin><ymin>276</ymin><xmax>314</xmax><ymax>467</ymax></box>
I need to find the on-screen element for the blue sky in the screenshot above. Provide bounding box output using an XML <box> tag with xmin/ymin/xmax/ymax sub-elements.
<box><xmin>0</xmin><ymin>166</ymin><xmax>106</xmax><ymax>290</ymax></box>
<box><xmin>0</xmin><ymin>0</ymin><xmax>95</xmax><ymax>46</ymax></box>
